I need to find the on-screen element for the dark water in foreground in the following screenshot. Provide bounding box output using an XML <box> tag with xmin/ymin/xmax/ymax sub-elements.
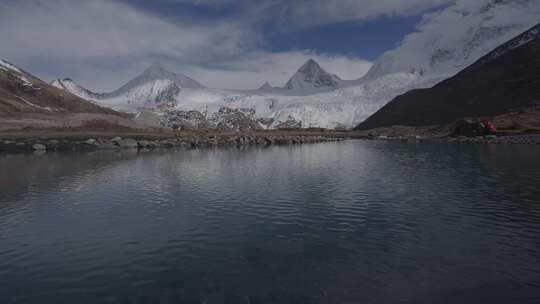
<box><xmin>0</xmin><ymin>141</ymin><xmax>539</xmax><ymax>304</ymax></box>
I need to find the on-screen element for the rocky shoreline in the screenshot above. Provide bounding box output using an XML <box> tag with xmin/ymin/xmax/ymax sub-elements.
<box><xmin>2</xmin><ymin>130</ymin><xmax>540</xmax><ymax>154</ymax></box>
<box><xmin>0</xmin><ymin>133</ymin><xmax>347</xmax><ymax>153</ymax></box>
<box><xmin>365</xmin><ymin>134</ymin><xmax>540</xmax><ymax>145</ymax></box>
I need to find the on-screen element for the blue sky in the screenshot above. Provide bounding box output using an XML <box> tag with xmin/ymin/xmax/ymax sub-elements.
<box><xmin>125</xmin><ymin>0</ymin><xmax>429</xmax><ymax>61</ymax></box>
<box><xmin>262</xmin><ymin>16</ymin><xmax>422</xmax><ymax>60</ymax></box>
<box><xmin>0</xmin><ymin>0</ymin><xmax>455</xmax><ymax>90</ymax></box>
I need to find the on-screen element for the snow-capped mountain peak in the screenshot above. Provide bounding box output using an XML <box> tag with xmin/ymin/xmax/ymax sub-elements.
<box><xmin>284</xmin><ymin>59</ymin><xmax>341</xmax><ymax>91</ymax></box>
<box><xmin>141</xmin><ymin>62</ymin><xmax>174</xmax><ymax>80</ymax></box>
<box><xmin>111</xmin><ymin>62</ymin><xmax>205</xmax><ymax>96</ymax></box>
<box><xmin>258</xmin><ymin>82</ymin><xmax>274</xmax><ymax>90</ymax></box>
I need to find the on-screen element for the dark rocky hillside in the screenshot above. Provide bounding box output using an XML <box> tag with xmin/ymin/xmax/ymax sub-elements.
<box><xmin>0</xmin><ymin>59</ymin><xmax>123</xmax><ymax>117</ymax></box>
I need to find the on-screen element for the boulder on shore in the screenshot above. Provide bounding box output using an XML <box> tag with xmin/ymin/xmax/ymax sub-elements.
<box><xmin>32</xmin><ymin>143</ymin><xmax>47</xmax><ymax>150</ymax></box>
<box><xmin>119</xmin><ymin>138</ymin><xmax>138</xmax><ymax>148</ymax></box>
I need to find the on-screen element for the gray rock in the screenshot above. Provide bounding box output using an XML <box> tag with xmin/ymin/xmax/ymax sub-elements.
<box><xmin>32</xmin><ymin>143</ymin><xmax>47</xmax><ymax>150</ymax></box>
<box><xmin>119</xmin><ymin>138</ymin><xmax>138</xmax><ymax>149</ymax></box>
<box><xmin>97</xmin><ymin>142</ymin><xmax>119</xmax><ymax>150</ymax></box>
<box><xmin>137</xmin><ymin>140</ymin><xmax>150</xmax><ymax>148</ymax></box>
<box><xmin>85</xmin><ymin>139</ymin><xmax>97</xmax><ymax>145</ymax></box>
<box><xmin>137</xmin><ymin>140</ymin><xmax>157</xmax><ymax>149</ymax></box>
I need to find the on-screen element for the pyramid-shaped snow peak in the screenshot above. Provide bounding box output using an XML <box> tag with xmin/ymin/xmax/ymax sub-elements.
<box><xmin>284</xmin><ymin>59</ymin><xmax>341</xmax><ymax>90</ymax></box>
<box><xmin>258</xmin><ymin>82</ymin><xmax>274</xmax><ymax>90</ymax></box>
<box><xmin>111</xmin><ymin>62</ymin><xmax>205</xmax><ymax>96</ymax></box>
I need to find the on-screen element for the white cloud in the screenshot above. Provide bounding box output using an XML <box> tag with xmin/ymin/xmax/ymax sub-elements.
<box><xmin>0</xmin><ymin>0</ymin><xmax>376</xmax><ymax>91</ymax></box>
<box><xmin>0</xmin><ymin>0</ymin><xmax>254</xmax><ymax>90</ymax></box>
<box><xmin>365</xmin><ymin>0</ymin><xmax>540</xmax><ymax>78</ymax></box>
<box><xmin>0</xmin><ymin>0</ymin><xmax>250</xmax><ymax>61</ymax></box>
<box><xmin>169</xmin><ymin>0</ymin><xmax>455</xmax><ymax>28</ymax></box>
<box><xmin>270</xmin><ymin>0</ymin><xmax>455</xmax><ymax>28</ymax></box>
<box><xmin>15</xmin><ymin>0</ymin><xmax>535</xmax><ymax>93</ymax></box>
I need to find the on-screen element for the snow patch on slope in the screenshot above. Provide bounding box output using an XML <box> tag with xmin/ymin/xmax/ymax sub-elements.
<box><xmin>1</xmin><ymin>59</ymin><xmax>33</xmax><ymax>87</ymax></box>
<box><xmin>0</xmin><ymin>59</ymin><xmax>22</xmax><ymax>73</ymax></box>
<box><xmin>51</xmin><ymin>78</ymin><xmax>101</xmax><ymax>100</ymax></box>
<box><xmin>16</xmin><ymin>95</ymin><xmax>54</xmax><ymax>111</ymax></box>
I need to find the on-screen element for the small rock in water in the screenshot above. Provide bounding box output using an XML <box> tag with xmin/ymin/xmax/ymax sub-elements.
<box><xmin>33</xmin><ymin>150</ymin><xmax>47</xmax><ymax>156</ymax></box>
<box><xmin>32</xmin><ymin>143</ymin><xmax>47</xmax><ymax>150</ymax></box>
<box><xmin>85</xmin><ymin>139</ymin><xmax>97</xmax><ymax>145</ymax></box>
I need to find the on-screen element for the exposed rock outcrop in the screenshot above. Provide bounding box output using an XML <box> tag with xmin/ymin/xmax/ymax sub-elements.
<box><xmin>161</xmin><ymin>107</ymin><xmax>262</xmax><ymax>131</ymax></box>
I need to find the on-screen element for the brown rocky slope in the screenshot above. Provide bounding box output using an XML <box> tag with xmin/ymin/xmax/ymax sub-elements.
<box><xmin>0</xmin><ymin>59</ymin><xmax>144</xmax><ymax>131</ymax></box>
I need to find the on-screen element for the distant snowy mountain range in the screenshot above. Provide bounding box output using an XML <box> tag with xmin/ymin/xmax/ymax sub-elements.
<box><xmin>50</xmin><ymin>0</ymin><xmax>540</xmax><ymax>129</ymax></box>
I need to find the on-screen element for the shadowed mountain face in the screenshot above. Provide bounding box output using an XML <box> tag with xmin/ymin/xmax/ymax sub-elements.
<box><xmin>355</xmin><ymin>23</ymin><xmax>540</xmax><ymax>130</ymax></box>
<box><xmin>0</xmin><ymin>59</ymin><xmax>120</xmax><ymax>116</ymax></box>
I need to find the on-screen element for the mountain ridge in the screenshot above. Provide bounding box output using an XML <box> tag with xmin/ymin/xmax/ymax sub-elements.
<box><xmin>51</xmin><ymin>78</ymin><xmax>104</xmax><ymax>101</ymax></box>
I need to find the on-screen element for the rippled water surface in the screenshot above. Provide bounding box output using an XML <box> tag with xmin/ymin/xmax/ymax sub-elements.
<box><xmin>1</xmin><ymin>141</ymin><xmax>539</xmax><ymax>303</ymax></box>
